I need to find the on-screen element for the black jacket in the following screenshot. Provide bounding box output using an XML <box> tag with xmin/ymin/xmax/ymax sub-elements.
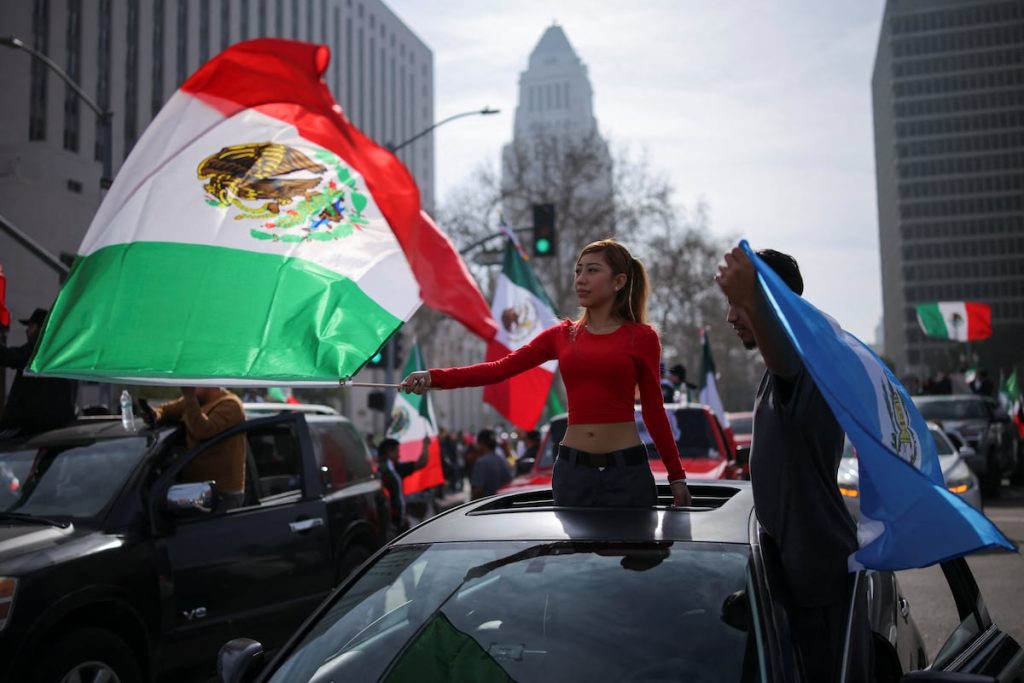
<box><xmin>0</xmin><ymin>340</ymin><xmax>77</xmax><ymax>434</ymax></box>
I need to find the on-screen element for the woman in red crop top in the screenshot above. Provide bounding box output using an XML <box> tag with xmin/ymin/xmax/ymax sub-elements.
<box><xmin>401</xmin><ymin>239</ymin><xmax>692</xmax><ymax>508</ymax></box>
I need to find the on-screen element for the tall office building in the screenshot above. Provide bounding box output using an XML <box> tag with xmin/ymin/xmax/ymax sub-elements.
<box><xmin>501</xmin><ymin>24</ymin><xmax>613</xmax><ymax>313</ymax></box>
<box><xmin>0</xmin><ymin>0</ymin><xmax>434</xmax><ymax>329</ymax></box>
<box><xmin>873</xmin><ymin>0</ymin><xmax>1024</xmax><ymax>377</ymax></box>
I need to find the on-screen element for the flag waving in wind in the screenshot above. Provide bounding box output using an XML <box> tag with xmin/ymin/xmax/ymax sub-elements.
<box><xmin>483</xmin><ymin>240</ymin><xmax>560</xmax><ymax>430</ymax></box>
<box><xmin>388</xmin><ymin>343</ymin><xmax>444</xmax><ymax>495</ymax></box>
<box><xmin>742</xmin><ymin>241</ymin><xmax>1014</xmax><ymax>570</ymax></box>
<box><xmin>29</xmin><ymin>40</ymin><xmax>495</xmax><ymax>386</ymax></box>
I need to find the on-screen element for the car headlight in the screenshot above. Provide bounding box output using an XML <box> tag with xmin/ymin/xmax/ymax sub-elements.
<box><xmin>945</xmin><ymin>462</ymin><xmax>975</xmax><ymax>495</ymax></box>
<box><xmin>0</xmin><ymin>578</ymin><xmax>16</xmax><ymax>632</ymax></box>
<box><xmin>946</xmin><ymin>478</ymin><xmax>974</xmax><ymax>495</ymax></box>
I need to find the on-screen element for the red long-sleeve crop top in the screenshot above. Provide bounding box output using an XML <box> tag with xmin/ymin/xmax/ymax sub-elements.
<box><xmin>430</xmin><ymin>320</ymin><xmax>686</xmax><ymax>481</ymax></box>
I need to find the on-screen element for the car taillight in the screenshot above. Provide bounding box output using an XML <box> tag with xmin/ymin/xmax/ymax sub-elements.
<box><xmin>0</xmin><ymin>578</ymin><xmax>16</xmax><ymax>631</ymax></box>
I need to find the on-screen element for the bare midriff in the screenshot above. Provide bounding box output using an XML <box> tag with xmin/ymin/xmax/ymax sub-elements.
<box><xmin>562</xmin><ymin>421</ymin><xmax>643</xmax><ymax>453</ymax></box>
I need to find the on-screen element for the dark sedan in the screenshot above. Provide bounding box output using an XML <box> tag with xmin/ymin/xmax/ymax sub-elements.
<box><xmin>218</xmin><ymin>482</ymin><xmax>1023</xmax><ymax>682</ymax></box>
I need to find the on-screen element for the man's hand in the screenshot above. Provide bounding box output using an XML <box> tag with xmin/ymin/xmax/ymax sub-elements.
<box><xmin>715</xmin><ymin>246</ymin><xmax>757</xmax><ymax>312</ymax></box>
<box><xmin>670</xmin><ymin>480</ymin><xmax>693</xmax><ymax>508</ymax></box>
<box><xmin>400</xmin><ymin>371</ymin><xmax>431</xmax><ymax>395</ymax></box>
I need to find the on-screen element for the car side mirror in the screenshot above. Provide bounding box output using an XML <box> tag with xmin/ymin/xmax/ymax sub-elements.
<box><xmin>958</xmin><ymin>445</ymin><xmax>977</xmax><ymax>459</ymax></box>
<box><xmin>720</xmin><ymin>589</ymin><xmax>749</xmax><ymax>632</ymax></box>
<box><xmin>900</xmin><ymin>671</ymin><xmax>996</xmax><ymax>682</ymax></box>
<box><xmin>516</xmin><ymin>457</ymin><xmax>535</xmax><ymax>476</ymax></box>
<box><xmin>733</xmin><ymin>446</ymin><xmax>750</xmax><ymax>467</ymax></box>
<box><xmin>166</xmin><ymin>482</ymin><xmax>217</xmax><ymax>517</ymax></box>
<box><xmin>218</xmin><ymin>638</ymin><xmax>264</xmax><ymax>683</ymax></box>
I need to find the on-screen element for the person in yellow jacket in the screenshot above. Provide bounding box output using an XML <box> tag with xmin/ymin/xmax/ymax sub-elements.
<box><xmin>150</xmin><ymin>387</ymin><xmax>247</xmax><ymax>509</ymax></box>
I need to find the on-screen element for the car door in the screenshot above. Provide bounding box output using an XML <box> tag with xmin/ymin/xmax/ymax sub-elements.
<box><xmin>922</xmin><ymin>558</ymin><xmax>1024</xmax><ymax>680</ymax></box>
<box><xmin>155</xmin><ymin>413</ymin><xmax>332</xmax><ymax>672</ymax></box>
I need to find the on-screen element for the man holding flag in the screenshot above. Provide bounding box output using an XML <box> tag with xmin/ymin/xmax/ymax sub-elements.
<box><xmin>716</xmin><ymin>248</ymin><xmax>869</xmax><ymax>682</ymax></box>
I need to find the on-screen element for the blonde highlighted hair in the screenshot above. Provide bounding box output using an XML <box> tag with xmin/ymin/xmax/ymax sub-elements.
<box><xmin>574</xmin><ymin>239</ymin><xmax>649</xmax><ymax>328</ymax></box>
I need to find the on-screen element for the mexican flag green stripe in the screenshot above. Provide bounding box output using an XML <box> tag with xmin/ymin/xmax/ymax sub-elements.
<box><xmin>32</xmin><ymin>243</ymin><xmax>400</xmax><ymax>384</ymax></box>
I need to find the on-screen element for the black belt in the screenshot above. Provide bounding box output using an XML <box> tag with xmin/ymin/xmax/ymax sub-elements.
<box><xmin>557</xmin><ymin>444</ymin><xmax>649</xmax><ymax>468</ymax></box>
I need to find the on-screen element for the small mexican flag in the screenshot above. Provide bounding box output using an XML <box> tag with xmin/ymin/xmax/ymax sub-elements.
<box><xmin>29</xmin><ymin>40</ymin><xmax>495</xmax><ymax>386</ymax></box>
<box><xmin>697</xmin><ymin>327</ymin><xmax>731</xmax><ymax>434</ymax></box>
<box><xmin>915</xmin><ymin>302</ymin><xmax>991</xmax><ymax>341</ymax></box>
<box><xmin>483</xmin><ymin>240</ymin><xmax>560</xmax><ymax>430</ymax></box>
<box><xmin>388</xmin><ymin>344</ymin><xmax>444</xmax><ymax>495</ymax></box>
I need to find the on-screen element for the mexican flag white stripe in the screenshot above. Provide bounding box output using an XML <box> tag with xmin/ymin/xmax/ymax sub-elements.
<box><xmin>915</xmin><ymin>302</ymin><xmax>991</xmax><ymax>341</ymax></box>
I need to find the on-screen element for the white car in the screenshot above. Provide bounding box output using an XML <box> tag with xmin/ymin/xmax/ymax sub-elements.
<box><xmin>838</xmin><ymin>422</ymin><xmax>982</xmax><ymax>520</ymax></box>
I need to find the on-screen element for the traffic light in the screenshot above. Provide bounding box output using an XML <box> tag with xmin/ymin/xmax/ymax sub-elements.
<box><xmin>364</xmin><ymin>331</ymin><xmax>404</xmax><ymax>369</ymax></box>
<box><xmin>532</xmin><ymin>204</ymin><xmax>556</xmax><ymax>258</ymax></box>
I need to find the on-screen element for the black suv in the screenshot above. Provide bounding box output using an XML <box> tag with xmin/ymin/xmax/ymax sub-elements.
<box><xmin>0</xmin><ymin>403</ymin><xmax>390</xmax><ymax>683</ymax></box>
<box><xmin>913</xmin><ymin>394</ymin><xmax>1020</xmax><ymax>497</ymax></box>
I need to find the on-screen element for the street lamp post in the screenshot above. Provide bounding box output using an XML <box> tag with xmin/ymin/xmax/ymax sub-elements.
<box><xmin>2</xmin><ymin>35</ymin><xmax>114</xmax><ymax>189</ymax></box>
<box><xmin>380</xmin><ymin>106</ymin><xmax>500</xmax><ymax>429</ymax></box>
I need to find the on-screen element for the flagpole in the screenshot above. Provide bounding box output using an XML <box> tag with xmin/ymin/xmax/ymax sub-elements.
<box><xmin>341</xmin><ymin>380</ymin><xmax>404</xmax><ymax>389</ymax></box>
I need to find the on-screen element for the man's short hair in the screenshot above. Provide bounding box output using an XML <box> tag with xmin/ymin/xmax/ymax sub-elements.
<box><xmin>476</xmin><ymin>429</ymin><xmax>497</xmax><ymax>450</ymax></box>
<box><xmin>756</xmin><ymin>249</ymin><xmax>804</xmax><ymax>295</ymax></box>
<box><xmin>377</xmin><ymin>438</ymin><xmax>399</xmax><ymax>456</ymax></box>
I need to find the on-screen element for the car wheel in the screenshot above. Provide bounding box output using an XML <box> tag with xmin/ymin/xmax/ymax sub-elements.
<box><xmin>34</xmin><ymin>627</ymin><xmax>142</xmax><ymax>683</ymax></box>
<box><xmin>335</xmin><ymin>544</ymin><xmax>372</xmax><ymax>585</ymax></box>
<box><xmin>980</xmin><ymin>451</ymin><xmax>1002</xmax><ymax>499</ymax></box>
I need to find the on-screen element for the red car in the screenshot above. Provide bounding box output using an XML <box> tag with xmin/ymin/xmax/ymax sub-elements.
<box><xmin>501</xmin><ymin>404</ymin><xmax>740</xmax><ymax>493</ymax></box>
<box><xmin>725</xmin><ymin>410</ymin><xmax>753</xmax><ymax>480</ymax></box>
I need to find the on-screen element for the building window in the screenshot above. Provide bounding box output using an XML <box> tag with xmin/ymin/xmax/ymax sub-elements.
<box><xmin>95</xmin><ymin>0</ymin><xmax>111</xmax><ymax>160</ymax></box>
<box><xmin>292</xmin><ymin>0</ymin><xmax>299</xmax><ymax>39</ymax></box>
<box><xmin>240</xmin><ymin>0</ymin><xmax>250</xmax><ymax>39</ymax></box>
<box><xmin>151</xmin><ymin>0</ymin><xmax>164</xmax><ymax>117</ymax></box>
<box><xmin>63</xmin><ymin>0</ymin><xmax>82</xmax><ymax>152</ymax></box>
<box><xmin>29</xmin><ymin>0</ymin><xmax>50</xmax><ymax>141</ymax></box>
<box><xmin>176</xmin><ymin>0</ymin><xmax>188</xmax><ymax>84</ymax></box>
<box><xmin>346</xmin><ymin>17</ymin><xmax>353</xmax><ymax>111</ymax></box>
<box><xmin>124</xmin><ymin>0</ymin><xmax>139</xmax><ymax>158</ymax></box>
<box><xmin>322</xmin><ymin>0</ymin><xmax>329</xmax><ymax>43</ymax></box>
<box><xmin>258</xmin><ymin>0</ymin><xmax>267</xmax><ymax>35</ymax></box>
<box><xmin>358</xmin><ymin>27</ymin><xmax>365</xmax><ymax>126</ymax></box>
<box><xmin>66</xmin><ymin>178</ymin><xmax>83</xmax><ymax>193</ymax></box>
<box><xmin>221</xmin><ymin>0</ymin><xmax>231</xmax><ymax>50</ymax></box>
<box><xmin>369</xmin><ymin>36</ymin><xmax>376</xmax><ymax>138</ymax></box>
<box><xmin>276</xmin><ymin>0</ymin><xmax>283</xmax><ymax>34</ymax></box>
<box><xmin>333</xmin><ymin>6</ymin><xmax>341</xmax><ymax>95</ymax></box>
<box><xmin>199</xmin><ymin>0</ymin><xmax>210</xmax><ymax>63</ymax></box>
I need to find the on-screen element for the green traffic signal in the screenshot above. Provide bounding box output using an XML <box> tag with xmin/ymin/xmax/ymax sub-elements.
<box><xmin>535</xmin><ymin>237</ymin><xmax>552</xmax><ymax>255</ymax></box>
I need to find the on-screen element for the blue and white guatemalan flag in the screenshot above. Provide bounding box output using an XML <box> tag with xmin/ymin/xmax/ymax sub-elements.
<box><xmin>742</xmin><ymin>241</ymin><xmax>1015</xmax><ymax>570</ymax></box>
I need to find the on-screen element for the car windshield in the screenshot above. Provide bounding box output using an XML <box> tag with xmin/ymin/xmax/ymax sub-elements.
<box><xmin>929</xmin><ymin>428</ymin><xmax>955</xmax><ymax>456</ymax></box>
<box><xmin>915</xmin><ymin>399</ymin><xmax>987</xmax><ymax>421</ymax></box>
<box><xmin>269</xmin><ymin>541</ymin><xmax>755</xmax><ymax>683</ymax></box>
<box><xmin>729</xmin><ymin>414</ymin><xmax>752</xmax><ymax>435</ymax></box>
<box><xmin>0</xmin><ymin>437</ymin><xmax>150</xmax><ymax>520</ymax></box>
<box><xmin>638</xmin><ymin>408</ymin><xmax>721</xmax><ymax>459</ymax></box>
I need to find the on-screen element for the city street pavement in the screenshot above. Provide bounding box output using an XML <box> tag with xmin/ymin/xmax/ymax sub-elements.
<box><xmin>897</xmin><ymin>482</ymin><xmax>1024</xmax><ymax>659</ymax></box>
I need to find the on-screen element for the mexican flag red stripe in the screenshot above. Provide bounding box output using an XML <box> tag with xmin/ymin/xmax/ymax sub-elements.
<box><xmin>483</xmin><ymin>241</ymin><xmax>559</xmax><ymax>430</ymax></box>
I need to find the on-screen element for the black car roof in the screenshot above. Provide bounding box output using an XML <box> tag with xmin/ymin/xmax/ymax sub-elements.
<box><xmin>0</xmin><ymin>418</ymin><xmax>167</xmax><ymax>452</ymax></box>
<box><xmin>396</xmin><ymin>483</ymin><xmax>754</xmax><ymax>546</ymax></box>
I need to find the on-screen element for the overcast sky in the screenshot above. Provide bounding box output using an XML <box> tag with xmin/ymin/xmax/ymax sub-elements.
<box><xmin>388</xmin><ymin>0</ymin><xmax>888</xmax><ymax>343</ymax></box>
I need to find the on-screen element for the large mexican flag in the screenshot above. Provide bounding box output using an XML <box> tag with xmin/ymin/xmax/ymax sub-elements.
<box><xmin>29</xmin><ymin>40</ymin><xmax>495</xmax><ymax>386</ymax></box>
<box><xmin>915</xmin><ymin>302</ymin><xmax>991</xmax><ymax>341</ymax></box>
<box><xmin>482</xmin><ymin>241</ymin><xmax>559</xmax><ymax>430</ymax></box>
<box><xmin>388</xmin><ymin>344</ymin><xmax>444</xmax><ymax>495</ymax></box>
